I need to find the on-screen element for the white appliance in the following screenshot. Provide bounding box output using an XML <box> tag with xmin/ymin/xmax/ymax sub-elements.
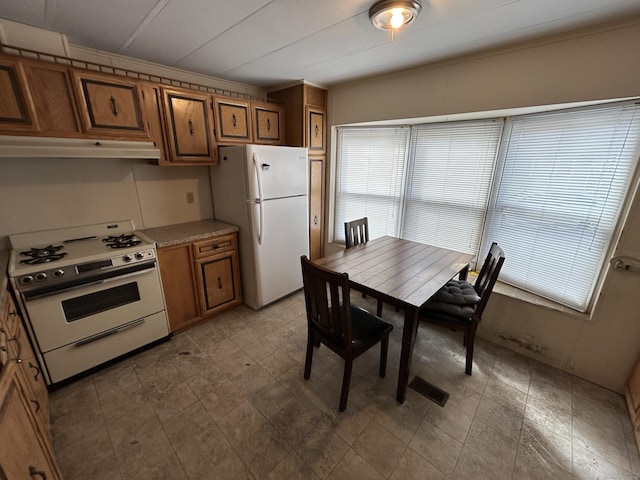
<box><xmin>211</xmin><ymin>145</ymin><xmax>309</xmax><ymax>309</ymax></box>
<box><xmin>7</xmin><ymin>221</ymin><xmax>170</xmax><ymax>385</ymax></box>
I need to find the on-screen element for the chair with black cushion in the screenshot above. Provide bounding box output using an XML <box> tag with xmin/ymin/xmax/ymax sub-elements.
<box><xmin>344</xmin><ymin>217</ymin><xmax>384</xmax><ymax>316</ymax></box>
<box><xmin>301</xmin><ymin>255</ymin><xmax>393</xmax><ymax>411</ymax></box>
<box><xmin>419</xmin><ymin>242</ymin><xmax>505</xmax><ymax>375</ymax></box>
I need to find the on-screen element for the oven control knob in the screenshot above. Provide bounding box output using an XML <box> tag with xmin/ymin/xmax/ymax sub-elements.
<box><xmin>123</xmin><ymin>255</ymin><xmax>132</xmax><ymax>263</ymax></box>
<box><xmin>20</xmin><ymin>275</ymin><xmax>34</xmax><ymax>285</ymax></box>
<box><xmin>52</xmin><ymin>269</ymin><xmax>65</xmax><ymax>278</ymax></box>
<box><xmin>35</xmin><ymin>272</ymin><xmax>47</xmax><ymax>281</ymax></box>
<box><xmin>135</xmin><ymin>252</ymin><xmax>144</xmax><ymax>260</ymax></box>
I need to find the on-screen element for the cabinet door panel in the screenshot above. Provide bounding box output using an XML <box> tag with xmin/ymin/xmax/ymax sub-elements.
<box><xmin>157</xmin><ymin>244</ymin><xmax>200</xmax><ymax>332</ymax></box>
<box><xmin>0</xmin><ymin>59</ymin><xmax>38</xmax><ymax>131</ymax></box>
<box><xmin>309</xmin><ymin>156</ymin><xmax>325</xmax><ymax>260</ymax></box>
<box><xmin>252</xmin><ymin>101</ymin><xmax>283</xmax><ymax>144</ymax></box>
<box><xmin>162</xmin><ymin>88</ymin><xmax>217</xmax><ymax>164</ymax></box>
<box><xmin>197</xmin><ymin>253</ymin><xmax>240</xmax><ymax>312</ymax></box>
<box><xmin>73</xmin><ymin>71</ymin><xmax>147</xmax><ymax>136</ymax></box>
<box><xmin>23</xmin><ymin>62</ymin><xmax>80</xmax><ymax>134</ymax></box>
<box><xmin>214</xmin><ymin>97</ymin><xmax>251</xmax><ymax>143</ymax></box>
<box><xmin>0</xmin><ymin>374</ymin><xmax>62</xmax><ymax>480</ymax></box>
<box><xmin>306</xmin><ymin>106</ymin><xmax>326</xmax><ymax>154</ymax></box>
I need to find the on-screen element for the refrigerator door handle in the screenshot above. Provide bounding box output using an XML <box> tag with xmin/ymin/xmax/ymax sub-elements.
<box><xmin>253</xmin><ymin>152</ymin><xmax>264</xmax><ymax>203</ymax></box>
<box><xmin>252</xmin><ymin>152</ymin><xmax>265</xmax><ymax>245</ymax></box>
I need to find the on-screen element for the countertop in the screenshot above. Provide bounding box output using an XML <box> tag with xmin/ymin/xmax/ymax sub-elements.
<box><xmin>136</xmin><ymin>219</ymin><xmax>239</xmax><ymax>248</ymax></box>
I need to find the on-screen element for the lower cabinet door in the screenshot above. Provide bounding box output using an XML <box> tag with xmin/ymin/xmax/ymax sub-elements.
<box><xmin>196</xmin><ymin>251</ymin><xmax>241</xmax><ymax>314</ymax></box>
<box><xmin>0</xmin><ymin>372</ymin><xmax>62</xmax><ymax>480</ymax></box>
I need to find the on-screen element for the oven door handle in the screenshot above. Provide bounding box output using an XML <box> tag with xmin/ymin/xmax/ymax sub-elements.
<box><xmin>22</xmin><ymin>261</ymin><xmax>157</xmax><ymax>301</ymax></box>
<box><xmin>74</xmin><ymin>318</ymin><xmax>146</xmax><ymax>347</ymax></box>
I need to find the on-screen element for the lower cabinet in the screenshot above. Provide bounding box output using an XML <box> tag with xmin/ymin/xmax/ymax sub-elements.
<box><xmin>626</xmin><ymin>353</ymin><xmax>640</xmax><ymax>453</ymax></box>
<box><xmin>0</xmin><ymin>291</ymin><xmax>62</xmax><ymax>479</ymax></box>
<box><xmin>157</xmin><ymin>232</ymin><xmax>242</xmax><ymax>332</ymax></box>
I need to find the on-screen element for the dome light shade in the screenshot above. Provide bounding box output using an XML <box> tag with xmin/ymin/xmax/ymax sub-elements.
<box><xmin>369</xmin><ymin>0</ymin><xmax>422</xmax><ymax>32</ymax></box>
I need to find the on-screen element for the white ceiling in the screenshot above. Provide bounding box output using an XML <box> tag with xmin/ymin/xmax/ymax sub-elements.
<box><xmin>1</xmin><ymin>0</ymin><xmax>639</xmax><ymax>89</ymax></box>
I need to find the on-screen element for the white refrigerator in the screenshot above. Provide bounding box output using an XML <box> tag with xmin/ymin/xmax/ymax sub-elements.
<box><xmin>210</xmin><ymin>145</ymin><xmax>309</xmax><ymax>310</ymax></box>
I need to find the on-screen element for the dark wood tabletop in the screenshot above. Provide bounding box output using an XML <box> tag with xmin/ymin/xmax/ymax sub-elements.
<box><xmin>313</xmin><ymin>236</ymin><xmax>474</xmax><ymax>403</ymax></box>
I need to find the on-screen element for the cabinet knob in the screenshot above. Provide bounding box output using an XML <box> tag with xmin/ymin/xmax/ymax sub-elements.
<box><xmin>188</xmin><ymin>118</ymin><xmax>194</xmax><ymax>136</ymax></box>
<box><xmin>266</xmin><ymin>118</ymin><xmax>271</xmax><ymax>131</ymax></box>
<box><xmin>314</xmin><ymin>215</ymin><xmax>318</xmax><ymax>225</ymax></box>
<box><xmin>217</xmin><ymin>276</ymin><xmax>222</xmax><ymax>289</ymax></box>
<box><xmin>232</xmin><ymin>113</ymin><xmax>237</xmax><ymax>128</ymax></box>
<box><xmin>29</xmin><ymin>361</ymin><xmax>41</xmax><ymax>382</ymax></box>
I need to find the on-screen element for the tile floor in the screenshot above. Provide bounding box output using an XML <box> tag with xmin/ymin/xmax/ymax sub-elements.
<box><xmin>49</xmin><ymin>291</ymin><xmax>640</xmax><ymax>479</ymax></box>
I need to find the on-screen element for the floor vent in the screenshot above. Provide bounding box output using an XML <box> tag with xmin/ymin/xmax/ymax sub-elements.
<box><xmin>408</xmin><ymin>376</ymin><xmax>449</xmax><ymax>407</ymax></box>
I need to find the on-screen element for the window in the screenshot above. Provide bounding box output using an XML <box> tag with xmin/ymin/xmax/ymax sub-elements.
<box><xmin>334</xmin><ymin>101</ymin><xmax>640</xmax><ymax>312</ymax></box>
<box><xmin>334</xmin><ymin>127</ymin><xmax>409</xmax><ymax>242</ymax></box>
<box><xmin>483</xmin><ymin>103</ymin><xmax>640</xmax><ymax>311</ymax></box>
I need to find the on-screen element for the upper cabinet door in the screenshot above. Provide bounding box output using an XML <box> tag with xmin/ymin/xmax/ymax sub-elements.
<box><xmin>213</xmin><ymin>96</ymin><xmax>252</xmax><ymax>144</ymax></box>
<box><xmin>306</xmin><ymin>106</ymin><xmax>326</xmax><ymax>154</ymax></box>
<box><xmin>0</xmin><ymin>58</ymin><xmax>39</xmax><ymax>132</ymax></box>
<box><xmin>73</xmin><ymin>71</ymin><xmax>148</xmax><ymax>137</ymax></box>
<box><xmin>161</xmin><ymin>87</ymin><xmax>218</xmax><ymax>164</ymax></box>
<box><xmin>251</xmin><ymin>101</ymin><xmax>283</xmax><ymax>145</ymax></box>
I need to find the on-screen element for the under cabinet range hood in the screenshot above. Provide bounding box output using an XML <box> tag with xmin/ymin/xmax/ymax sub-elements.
<box><xmin>0</xmin><ymin>135</ymin><xmax>161</xmax><ymax>159</ymax></box>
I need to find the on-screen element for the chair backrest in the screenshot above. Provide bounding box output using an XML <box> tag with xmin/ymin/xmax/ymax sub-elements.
<box><xmin>344</xmin><ymin>217</ymin><xmax>369</xmax><ymax>249</ymax></box>
<box><xmin>301</xmin><ymin>255</ymin><xmax>352</xmax><ymax>349</ymax></box>
<box><xmin>473</xmin><ymin>242</ymin><xmax>505</xmax><ymax>318</ymax></box>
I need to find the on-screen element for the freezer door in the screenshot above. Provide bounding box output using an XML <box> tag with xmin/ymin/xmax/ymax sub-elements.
<box><xmin>251</xmin><ymin>194</ymin><xmax>309</xmax><ymax>307</ymax></box>
<box><xmin>247</xmin><ymin>145</ymin><xmax>308</xmax><ymax>201</ymax></box>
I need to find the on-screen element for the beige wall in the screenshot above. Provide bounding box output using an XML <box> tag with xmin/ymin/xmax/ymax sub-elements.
<box><xmin>327</xmin><ymin>17</ymin><xmax>640</xmax><ymax>392</ymax></box>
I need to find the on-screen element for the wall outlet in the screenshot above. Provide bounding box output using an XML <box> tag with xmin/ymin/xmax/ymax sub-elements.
<box><xmin>186</xmin><ymin>192</ymin><xmax>195</xmax><ymax>204</ymax></box>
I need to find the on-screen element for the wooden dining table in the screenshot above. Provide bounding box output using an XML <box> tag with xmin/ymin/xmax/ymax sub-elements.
<box><xmin>313</xmin><ymin>236</ymin><xmax>474</xmax><ymax>403</ymax></box>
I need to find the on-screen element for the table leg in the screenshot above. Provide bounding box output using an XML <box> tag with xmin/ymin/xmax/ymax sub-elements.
<box><xmin>397</xmin><ymin>307</ymin><xmax>420</xmax><ymax>403</ymax></box>
<box><xmin>458</xmin><ymin>263</ymin><xmax>470</xmax><ymax>281</ymax></box>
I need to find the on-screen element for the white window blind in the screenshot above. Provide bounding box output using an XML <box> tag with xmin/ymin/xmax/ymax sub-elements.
<box><xmin>334</xmin><ymin>127</ymin><xmax>409</xmax><ymax>242</ymax></box>
<box><xmin>483</xmin><ymin>102</ymin><xmax>640</xmax><ymax>311</ymax></box>
<box><xmin>402</xmin><ymin>119</ymin><xmax>503</xmax><ymax>255</ymax></box>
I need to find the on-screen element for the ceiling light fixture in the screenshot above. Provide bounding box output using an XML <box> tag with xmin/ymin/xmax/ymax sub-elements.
<box><xmin>369</xmin><ymin>0</ymin><xmax>422</xmax><ymax>42</ymax></box>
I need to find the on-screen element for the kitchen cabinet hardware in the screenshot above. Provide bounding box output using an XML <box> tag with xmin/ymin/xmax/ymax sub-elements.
<box><xmin>29</xmin><ymin>361</ymin><xmax>41</xmax><ymax>381</ymax></box>
<box><xmin>267</xmin><ymin>118</ymin><xmax>271</xmax><ymax>131</ymax></box>
<box><xmin>217</xmin><ymin>276</ymin><xmax>222</xmax><ymax>289</ymax></box>
<box><xmin>232</xmin><ymin>113</ymin><xmax>237</xmax><ymax>128</ymax></box>
<box><xmin>109</xmin><ymin>96</ymin><xmax>118</xmax><ymax>117</ymax></box>
<box><xmin>29</xmin><ymin>466</ymin><xmax>47</xmax><ymax>479</ymax></box>
<box><xmin>7</xmin><ymin>333</ymin><xmax>22</xmax><ymax>363</ymax></box>
<box><xmin>188</xmin><ymin>118</ymin><xmax>194</xmax><ymax>135</ymax></box>
<box><xmin>30</xmin><ymin>398</ymin><xmax>41</xmax><ymax>414</ymax></box>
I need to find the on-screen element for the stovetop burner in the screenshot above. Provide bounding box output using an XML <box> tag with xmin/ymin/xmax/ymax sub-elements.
<box><xmin>20</xmin><ymin>245</ymin><xmax>68</xmax><ymax>265</ymax></box>
<box><xmin>103</xmin><ymin>234</ymin><xmax>142</xmax><ymax>249</ymax></box>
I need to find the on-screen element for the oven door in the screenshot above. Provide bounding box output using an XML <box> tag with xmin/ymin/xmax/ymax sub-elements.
<box><xmin>22</xmin><ymin>261</ymin><xmax>166</xmax><ymax>352</ymax></box>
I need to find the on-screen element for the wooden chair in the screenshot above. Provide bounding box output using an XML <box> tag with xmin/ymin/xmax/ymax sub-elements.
<box><xmin>419</xmin><ymin>242</ymin><xmax>505</xmax><ymax>375</ymax></box>
<box><xmin>300</xmin><ymin>255</ymin><xmax>393</xmax><ymax>411</ymax></box>
<box><xmin>344</xmin><ymin>217</ymin><xmax>369</xmax><ymax>248</ymax></box>
<box><xmin>344</xmin><ymin>217</ymin><xmax>384</xmax><ymax>316</ymax></box>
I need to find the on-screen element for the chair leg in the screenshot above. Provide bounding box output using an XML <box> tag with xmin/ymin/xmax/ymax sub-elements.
<box><xmin>379</xmin><ymin>334</ymin><xmax>389</xmax><ymax>377</ymax></box>
<box><xmin>376</xmin><ymin>299</ymin><xmax>383</xmax><ymax>317</ymax></box>
<box><xmin>465</xmin><ymin>326</ymin><xmax>477</xmax><ymax>376</ymax></box>
<box><xmin>340</xmin><ymin>358</ymin><xmax>354</xmax><ymax>412</ymax></box>
<box><xmin>304</xmin><ymin>332</ymin><xmax>314</xmax><ymax>379</ymax></box>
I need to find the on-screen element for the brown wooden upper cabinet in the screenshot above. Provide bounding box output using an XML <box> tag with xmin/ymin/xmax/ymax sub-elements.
<box><xmin>0</xmin><ymin>58</ymin><xmax>39</xmax><ymax>132</ymax></box>
<box><xmin>22</xmin><ymin>61</ymin><xmax>82</xmax><ymax>135</ymax></box>
<box><xmin>72</xmin><ymin>71</ymin><xmax>148</xmax><ymax>137</ymax></box>
<box><xmin>251</xmin><ymin>101</ymin><xmax>284</xmax><ymax>145</ymax></box>
<box><xmin>306</xmin><ymin>106</ymin><xmax>326</xmax><ymax>154</ymax></box>
<box><xmin>213</xmin><ymin>96</ymin><xmax>252</xmax><ymax>144</ymax></box>
<box><xmin>161</xmin><ymin>87</ymin><xmax>217</xmax><ymax>164</ymax></box>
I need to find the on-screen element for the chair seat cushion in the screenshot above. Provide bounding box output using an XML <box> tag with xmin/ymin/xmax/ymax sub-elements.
<box><xmin>432</xmin><ymin>279</ymin><xmax>480</xmax><ymax>305</ymax></box>
<box><xmin>350</xmin><ymin>305</ymin><xmax>393</xmax><ymax>347</ymax></box>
